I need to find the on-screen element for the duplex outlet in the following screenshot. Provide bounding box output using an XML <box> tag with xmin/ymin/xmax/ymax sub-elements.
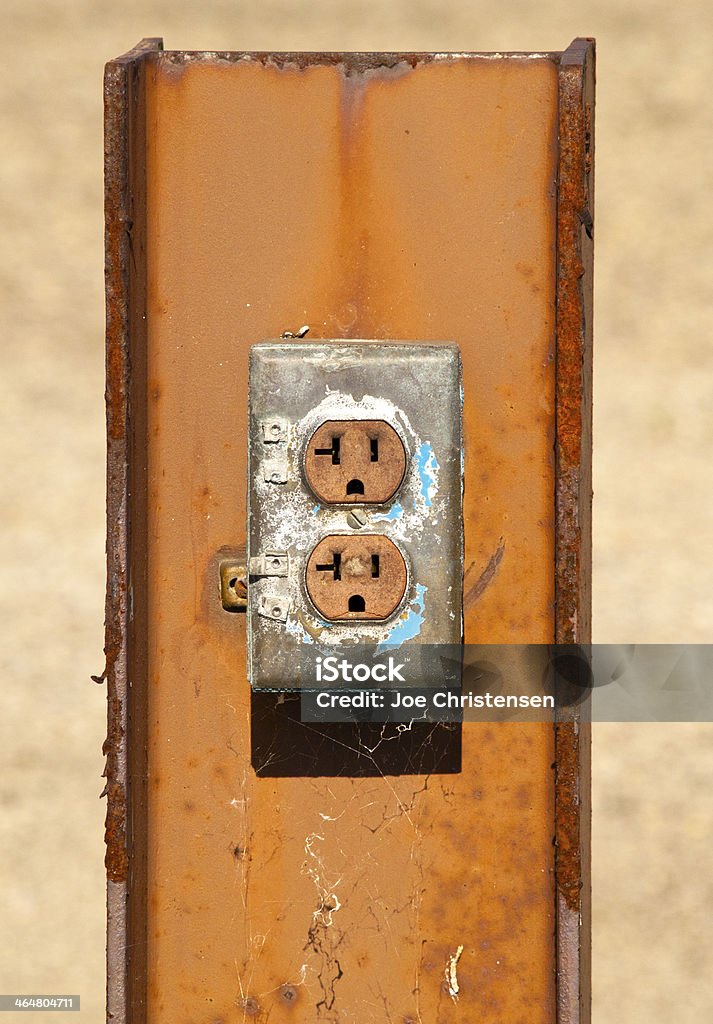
<box><xmin>304</xmin><ymin>417</ymin><xmax>408</xmax><ymax>622</ymax></box>
<box><xmin>246</xmin><ymin>341</ymin><xmax>463</xmax><ymax>691</ymax></box>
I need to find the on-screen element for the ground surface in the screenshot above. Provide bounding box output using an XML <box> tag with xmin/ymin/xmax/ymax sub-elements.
<box><xmin>1</xmin><ymin>2</ymin><xmax>712</xmax><ymax>1021</ymax></box>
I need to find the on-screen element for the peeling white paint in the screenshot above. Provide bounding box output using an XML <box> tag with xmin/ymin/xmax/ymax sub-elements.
<box><xmin>446</xmin><ymin>944</ymin><xmax>464</xmax><ymax>1000</ymax></box>
<box><xmin>284</xmin><ymin>615</ymin><xmax>315</xmax><ymax>645</ymax></box>
<box><xmin>415</xmin><ymin>441</ymin><xmax>438</xmax><ymax>508</ymax></box>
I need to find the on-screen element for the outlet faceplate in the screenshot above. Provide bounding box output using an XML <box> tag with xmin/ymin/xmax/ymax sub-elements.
<box><xmin>247</xmin><ymin>341</ymin><xmax>463</xmax><ymax>690</ymax></box>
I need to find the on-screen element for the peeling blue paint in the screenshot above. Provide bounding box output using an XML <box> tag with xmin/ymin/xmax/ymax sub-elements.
<box><xmin>311</xmin><ymin>504</ymin><xmax>320</xmax><ymax>516</ymax></box>
<box><xmin>415</xmin><ymin>442</ymin><xmax>438</xmax><ymax>508</ymax></box>
<box><xmin>372</xmin><ymin>502</ymin><xmax>404</xmax><ymax>522</ymax></box>
<box><xmin>285</xmin><ymin>616</ymin><xmax>315</xmax><ymax>644</ymax></box>
<box><xmin>378</xmin><ymin>583</ymin><xmax>427</xmax><ymax>652</ymax></box>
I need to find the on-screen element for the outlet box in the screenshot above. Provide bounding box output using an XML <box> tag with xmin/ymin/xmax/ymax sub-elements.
<box><xmin>247</xmin><ymin>341</ymin><xmax>463</xmax><ymax>690</ymax></box>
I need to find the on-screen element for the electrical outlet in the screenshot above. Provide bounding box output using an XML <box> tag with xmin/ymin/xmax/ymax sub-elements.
<box><xmin>304</xmin><ymin>420</ymin><xmax>406</xmax><ymax>504</ymax></box>
<box><xmin>246</xmin><ymin>341</ymin><xmax>463</xmax><ymax>690</ymax></box>
<box><xmin>305</xmin><ymin>534</ymin><xmax>408</xmax><ymax>620</ymax></box>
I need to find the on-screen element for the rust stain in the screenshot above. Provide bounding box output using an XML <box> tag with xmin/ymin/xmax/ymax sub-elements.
<box><xmin>104</xmin><ymin>37</ymin><xmax>162</xmax><ymax>1024</ymax></box>
<box><xmin>104</xmin><ymin>778</ymin><xmax>129</xmax><ymax>883</ymax></box>
<box><xmin>464</xmin><ymin>538</ymin><xmax>505</xmax><ymax>609</ymax></box>
<box><xmin>238</xmin><ymin>997</ymin><xmax>260</xmax><ymax>1016</ymax></box>
<box><xmin>554</xmin><ymin>720</ymin><xmax>584</xmax><ymax>907</ymax></box>
<box><xmin>555</xmin><ymin>38</ymin><xmax>594</xmax><ymax>647</ymax></box>
<box><xmin>103</xmin><ymin>52</ymin><xmax>133</xmax><ymax>889</ymax></box>
<box><xmin>554</xmin><ymin>38</ymin><xmax>594</xmax><ymax>899</ymax></box>
<box><xmin>278</xmin><ymin>984</ymin><xmax>299</xmax><ymax>1006</ymax></box>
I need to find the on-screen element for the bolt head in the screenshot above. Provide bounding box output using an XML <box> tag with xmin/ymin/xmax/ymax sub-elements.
<box><xmin>346</xmin><ymin>509</ymin><xmax>368</xmax><ymax>529</ymax></box>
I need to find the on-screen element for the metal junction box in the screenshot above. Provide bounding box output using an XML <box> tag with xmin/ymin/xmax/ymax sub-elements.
<box><xmin>247</xmin><ymin>341</ymin><xmax>463</xmax><ymax>689</ymax></box>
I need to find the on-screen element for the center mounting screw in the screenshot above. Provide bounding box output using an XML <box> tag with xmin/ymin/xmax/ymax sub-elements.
<box><xmin>346</xmin><ymin>509</ymin><xmax>368</xmax><ymax>529</ymax></box>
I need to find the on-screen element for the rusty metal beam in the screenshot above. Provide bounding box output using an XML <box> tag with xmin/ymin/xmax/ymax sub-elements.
<box><xmin>104</xmin><ymin>36</ymin><xmax>161</xmax><ymax>1024</ymax></box>
<box><xmin>554</xmin><ymin>37</ymin><xmax>595</xmax><ymax>1024</ymax></box>
<box><xmin>103</xmin><ymin>39</ymin><xmax>593</xmax><ymax>1024</ymax></box>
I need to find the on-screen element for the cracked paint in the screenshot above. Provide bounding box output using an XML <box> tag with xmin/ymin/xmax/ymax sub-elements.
<box><xmin>372</xmin><ymin>501</ymin><xmax>404</xmax><ymax>522</ymax></box>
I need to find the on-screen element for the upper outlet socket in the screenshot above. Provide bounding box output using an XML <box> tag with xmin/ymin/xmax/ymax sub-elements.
<box><xmin>304</xmin><ymin>419</ymin><xmax>406</xmax><ymax>504</ymax></box>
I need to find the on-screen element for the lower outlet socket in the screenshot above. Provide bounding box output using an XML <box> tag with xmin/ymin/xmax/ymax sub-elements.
<box><xmin>305</xmin><ymin>534</ymin><xmax>407</xmax><ymax>621</ymax></box>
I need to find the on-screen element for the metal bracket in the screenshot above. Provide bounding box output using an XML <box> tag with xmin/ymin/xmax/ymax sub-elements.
<box><xmin>258</xmin><ymin>594</ymin><xmax>290</xmax><ymax>622</ymax></box>
<box><xmin>262</xmin><ymin>456</ymin><xmax>288</xmax><ymax>484</ymax></box>
<box><xmin>249</xmin><ymin>551</ymin><xmax>289</xmax><ymax>577</ymax></box>
<box><xmin>260</xmin><ymin>417</ymin><xmax>289</xmax><ymax>443</ymax></box>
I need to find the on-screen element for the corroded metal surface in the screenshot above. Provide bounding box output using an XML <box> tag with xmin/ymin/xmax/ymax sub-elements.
<box><xmin>554</xmin><ymin>38</ymin><xmax>595</xmax><ymax>1024</ymax></box>
<box><xmin>104</xmin><ymin>40</ymin><xmax>593</xmax><ymax>1024</ymax></box>
<box><xmin>219</xmin><ymin>560</ymin><xmax>248</xmax><ymax>611</ymax></box>
<box><xmin>305</xmin><ymin>419</ymin><xmax>406</xmax><ymax>505</ymax></box>
<box><xmin>104</xmin><ymin>36</ymin><xmax>162</xmax><ymax>1024</ymax></box>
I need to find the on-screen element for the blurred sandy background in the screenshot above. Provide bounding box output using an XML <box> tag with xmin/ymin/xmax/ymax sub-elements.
<box><xmin>1</xmin><ymin>1</ymin><xmax>712</xmax><ymax>1020</ymax></box>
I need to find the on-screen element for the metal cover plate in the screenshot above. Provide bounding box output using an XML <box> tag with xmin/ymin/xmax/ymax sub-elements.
<box><xmin>247</xmin><ymin>340</ymin><xmax>463</xmax><ymax>690</ymax></box>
